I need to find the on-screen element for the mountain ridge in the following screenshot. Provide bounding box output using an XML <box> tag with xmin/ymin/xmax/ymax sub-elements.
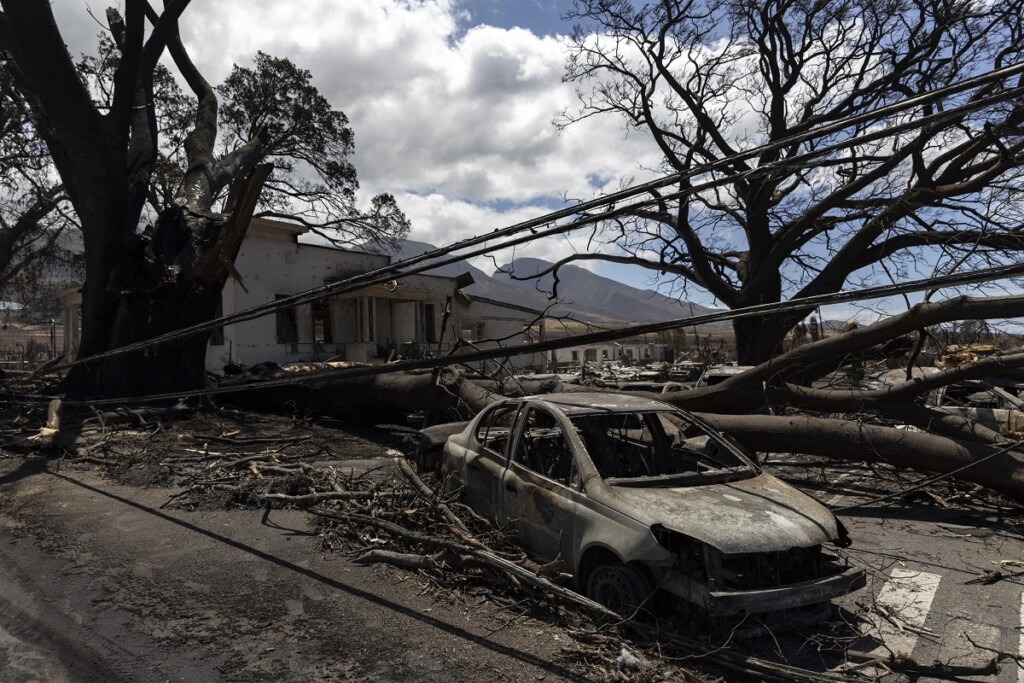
<box><xmin>377</xmin><ymin>240</ymin><xmax>718</xmax><ymax>324</ymax></box>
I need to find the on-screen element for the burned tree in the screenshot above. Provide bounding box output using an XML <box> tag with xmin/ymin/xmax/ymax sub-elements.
<box><xmin>0</xmin><ymin>3</ymin><xmax>408</xmax><ymax>396</ymax></box>
<box><xmin>0</xmin><ymin>69</ymin><xmax>77</xmax><ymax>305</ymax></box>
<box><xmin>555</xmin><ymin>0</ymin><xmax>1024</xmax><ymax>364</ymax></box>
<box><xmin>609</xmin><ymin>294</ymin><xmax>1024</xmax><ymax>497</ymax></box>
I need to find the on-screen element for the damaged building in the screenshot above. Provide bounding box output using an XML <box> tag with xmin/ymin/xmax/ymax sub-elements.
<box><xmin>58</xmin><ymin>219</ymin><xmax>550</xmax><ymax>373</ymax></box>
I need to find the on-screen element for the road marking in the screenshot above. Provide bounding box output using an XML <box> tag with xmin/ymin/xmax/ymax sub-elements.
<box><xmin>867</xmin><ymin>568</ymin><xmax>942</xmax><ymax>659</ymax></box>
<box><xmin>1019</xmin><ymin>592</ymin><xmax>1024</xmax><ymax>683</ymax></box>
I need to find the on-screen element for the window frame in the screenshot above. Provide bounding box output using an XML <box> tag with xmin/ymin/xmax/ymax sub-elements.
<box><xmin>474</xmin><ymin>403</ymin><xmax>520</xmax><ymax>459</ymax></box>
<box><xmin>511</xmin><ymin>405</ymin><xmax>579</xmax><ymax>488</ymax></box>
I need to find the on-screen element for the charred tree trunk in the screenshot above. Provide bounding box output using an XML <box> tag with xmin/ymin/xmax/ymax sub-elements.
<box><xmin>61</xmin><ymin>215</ymin><xmax>221</xmax><ymax>398</ymax></box>
<box><xmin>63</xmin><ymin>199</ymin><xmax>135</xmax><ymax>392</ymax></box>
<box><xmin>224</xmin><ymin>366</ymin><xmax>502</xmax><ymax>424</ymax></box>
<box><xmin>102</xmin><ymin>283</ymin><xmax>220</xmax><ymax>396</ymax></box>
<box><xmin>647</xmin><ymin>295</ymin><xmax>1024</xmax><ymax>417</ymax></box>
<box><xmin>730</xmin><ymin>270</ymin><xmax>800</xmax><ymax>365</ymax></box>
<box><xmin>732</xmin><ymin>313</ymin><xmax>793</xmax><ymax>366</ymax></box>
<box><xmin>701</xmin><ymin>413</ymin><xmax>1024</xmax><ymax>501</ymax></box>
<box><xmin>0</xmin><ymin>4</ymin><xmax>273</xmax><ymax>399</ymax></box>
<box><xmin>61</xmin><ymin>166</ymin><xmax>270</xmax><ymax>398</ymax></box>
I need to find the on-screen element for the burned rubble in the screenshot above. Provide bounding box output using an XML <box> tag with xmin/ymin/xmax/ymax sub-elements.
<box><xmin>5</xmin><ymin>289</ymin><xmax>1024</xmax><ymax>682</ymax></box>
<box><xmin>5</xmin><ymin>333</ymin><xmax>1024</xmax><ymax>682</ymax></box>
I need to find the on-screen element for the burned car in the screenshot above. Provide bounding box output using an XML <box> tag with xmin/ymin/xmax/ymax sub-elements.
<box><xmin>441</xmin><ymin>392</ymin><xmax>865</xmax><ymax>621</ymax></box>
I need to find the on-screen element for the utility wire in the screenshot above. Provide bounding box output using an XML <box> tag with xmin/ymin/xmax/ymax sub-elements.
<box><xmin>46</xmin><ymin>69</ymin><xmax>1024</xmax><ymax>376</ymax></box>
<box><xmin>53</xmin><ymin>69</ymin><xmax>1024</xmax><ymax>370</ymax></box>
<box><xmin>29</xmin><ymin>258</ymin><xmax>1024</xmax><ymax>407</ymax></box>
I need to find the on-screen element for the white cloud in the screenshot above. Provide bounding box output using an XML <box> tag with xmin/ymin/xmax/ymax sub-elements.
<box><xmin>43</xmin><ymin>0</ymin><xmax>662</xmax><ymax>280</ymax></box>
<box><xmin>393</xmin><ymin>191</ymin><xmax>614</xmax><ymax>273</ymax></box>
<box><xmin>37</xmin><ymin>1</ymin><xmax>1024</xmax><ymax>323</ymax></box>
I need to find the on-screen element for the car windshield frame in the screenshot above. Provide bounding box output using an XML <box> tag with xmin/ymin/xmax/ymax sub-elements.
<box><xmin>567</xmin><ymin>407</ymin><xmax>759</xmax><ymax>487</ymax></box>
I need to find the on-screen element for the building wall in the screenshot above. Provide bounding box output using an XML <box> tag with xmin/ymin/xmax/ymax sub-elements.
<box><xmin>56</xmin><ymin>218</ymin><xmax>550</xmax><ymax>376</ymax></box>
<box><xmin>453</xmin><ymin>297</ymin><xmax>547</xmax><ymax>372</ymax></box>
<box><xmin>549</xmin><ymin>342</ymin><xmax>667</xmax><ymax>368</ymax></box>
<box><xmin>207</xmin><ymin>221</ymin><xmax>456</xmax><ymax>371</ymax></box>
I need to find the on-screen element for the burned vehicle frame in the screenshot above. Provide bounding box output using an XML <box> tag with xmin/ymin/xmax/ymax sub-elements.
<box><xmin>440</xmin><ymin>392</ymin><xmax>865</xmax><ymax>622</ymax></box>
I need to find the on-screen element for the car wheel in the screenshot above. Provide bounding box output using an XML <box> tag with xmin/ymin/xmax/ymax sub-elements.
<box><xmin>586</xmin><ymin>563</ymin><xmax>652</xmax><ymax>615</ymax></box>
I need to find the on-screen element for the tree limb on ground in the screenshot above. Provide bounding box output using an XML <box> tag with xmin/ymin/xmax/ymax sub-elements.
<box><xmin>700</xmin><ymin>413</ymin><xmax>1024</xmax><ymax>500</ymax></box>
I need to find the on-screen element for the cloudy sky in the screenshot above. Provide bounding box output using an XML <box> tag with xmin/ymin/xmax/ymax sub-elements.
<box><xmin>44</xmin><ymin>0</ymin><xmax>952</xmax><ymax>323</ymax></box>
<box><xmin>46</xmin><ymin>0</ymin><xmax>675</xmax><ymax>292</ymax></box>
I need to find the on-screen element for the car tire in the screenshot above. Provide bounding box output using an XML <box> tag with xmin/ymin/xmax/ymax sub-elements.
<box><xmin>586</xmin><ymin>563</ymin><xmax>652</xmax><ymax>616</ymax></box>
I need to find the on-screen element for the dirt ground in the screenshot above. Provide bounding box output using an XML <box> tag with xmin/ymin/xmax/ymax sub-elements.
<box><xmin>4</xmin><ymin>403</ymin><xmax>1024</xmax><ymax>683</ymax></box>
<box><xmin>0</xmin><ymin>407</ymin><xmax>615</xmax><ymax>683</ymax></box>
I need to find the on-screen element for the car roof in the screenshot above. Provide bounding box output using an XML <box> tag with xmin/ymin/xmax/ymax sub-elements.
<box><xmin>520</xmin><ymin>392</ymin><xmax>676</xmax><ymax>415</ymax></box>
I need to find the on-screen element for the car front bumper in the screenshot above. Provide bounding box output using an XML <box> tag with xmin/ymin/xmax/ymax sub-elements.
<box><xmin>659</xmin><ymin>565</ymin><xmax>867</xmax><ymax>616</ymax></box>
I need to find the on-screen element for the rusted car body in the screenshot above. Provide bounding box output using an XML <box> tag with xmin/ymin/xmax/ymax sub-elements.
<box><xmin>441</xmin><ymin>392</ymin><xmax>865</xmax><ymax>620</ymax></box>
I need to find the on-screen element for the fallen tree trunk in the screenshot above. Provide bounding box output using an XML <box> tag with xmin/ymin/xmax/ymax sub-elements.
<box><xmin>216</xmin><ymin>361</ymin><xmax>1024</xmax><ymax>497</ymax></box>
<box><xmin>218</xmin><ymin>359</ymin><xmax>604</xmax><ymax>423</ymax></box>
<box><xmin>699</xmin><ymin>413</ymin><xmax>1024</xmax><ymax>500</ymax></box>
<box><xmin>772</xmin><ymin>351</ymin><xmax>1024</xmax><ymax>410</ymax></box>
<box><xmin>652</xmin><ymin>296</ymin><xmax>1024</xmax><ymax>415</ymax></box>
<box><xmin>875</xmin><ymin>403</ymin><xmax>1008</xmax><ymax>445</ymax></box>
<box><xmin>222</xmin><ymin>366</ymin><xmax>499</xmax><ymax>422</ymax></box>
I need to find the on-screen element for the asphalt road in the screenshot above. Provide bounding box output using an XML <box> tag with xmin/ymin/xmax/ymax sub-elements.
<box><xmin>0</xmin><ymin>457</ymin><xmax>584</xmax><ymax>683</ymax></box>
<box><xmin>769</xmin><ymin>458</ymin><xmax>1024</xmax><ymax>683</ymax></box>
<box><xmin>2</xmin><ymin>452</ymin><xmax>1023</xmax><ymax>682</ymax></box>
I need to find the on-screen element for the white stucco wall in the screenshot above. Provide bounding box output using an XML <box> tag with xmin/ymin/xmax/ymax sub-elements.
<box><xmin>207</xmin><ymin>220</ymin><xmax>456</xmax><ymax>371</ymax></box>
<box><xmin>452</xmin><ymin>297</ymin><xmax>548</xmax><ymax>372</ymax></box>
<box><xmin>55</xmin><ymin>218</ymin><xmax>544</xmax><ymax>375</ymax></box>
<box><xmin>549</xmin><ymin>342</ymin><xmax>667</xmax><ymax>367</ymax></box>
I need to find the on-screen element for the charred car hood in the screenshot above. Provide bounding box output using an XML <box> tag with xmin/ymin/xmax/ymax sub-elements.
<box><xmin>606</xmin><ymin>473</ymin><xmax>838</xmax><ymax>554</ymax></box>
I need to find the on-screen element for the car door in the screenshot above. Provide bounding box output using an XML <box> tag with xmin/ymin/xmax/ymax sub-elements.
<box><xmin>501</xmin><ymin>405</ymin><xmax>583</xmax><ymax>565</ymax></box>
<box><xmin>462</xmin><ymin>403</ymin><xmax>519</xmax><ymax>522</ymax></box>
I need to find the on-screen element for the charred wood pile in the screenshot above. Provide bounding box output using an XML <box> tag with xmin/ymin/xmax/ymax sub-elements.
<box><xmin>9</xmin><ymin>293</ymin><xmax>1024</xmax><ymax>502</ymax></box>
<box><xmin>0</xmin><ymin>401</ymin><xmax>879</xmax><ymax>682</ymax></box>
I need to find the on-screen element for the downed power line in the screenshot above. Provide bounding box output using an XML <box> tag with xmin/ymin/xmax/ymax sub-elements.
<box><xmin>42</xmin><ymin>66</ymin><xmax>1024</xmax><ymax>377</ymax></box>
